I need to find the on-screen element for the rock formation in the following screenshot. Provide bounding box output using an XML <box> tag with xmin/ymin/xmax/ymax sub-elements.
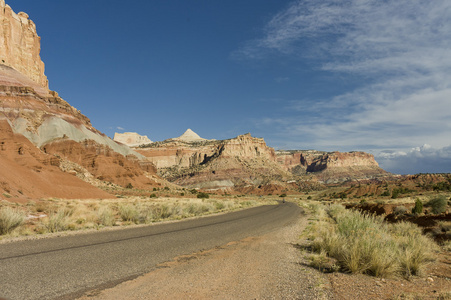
<box><xmin>172</xmin><ymin>128</ymin><xmax>209</xmax><ymax>142</ymax></box>
<box><xmin>137</xmin><ymin>133</ymin><xmax>298</xmax><ymax>192</ymax></box>
<box><xmin>0</xmin><ymin>1</ymin><xmax>48</xmax><ymax>88</ymax></box>
<box><xmin>114</xmin><ymin>132</ymin><xmax>152</xmax><ymax>147</ymax></box>
<box><xmin>276</xmin><ymin>150</ymin><xmax>389</xmax><ymax>183</ymax></box>
<box><xmin>137</xmin><ymin>134</ymin><xmax>390</xmax><ymax>191</ymax></box>
<box><xmin>0</xmin><ymin>2</ymin><xmax>162</xmax><ymax>200</ymax></box>
<box><xmin>0</xmin><ymin>119</ymin><xmax>111</xmax><ymax>199</ymax></box>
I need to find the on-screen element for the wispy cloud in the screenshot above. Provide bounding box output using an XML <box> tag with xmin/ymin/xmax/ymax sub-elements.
<box><xmin>237</xmin><ymin>0</ymin><xmax>451</xmax><ymax>173</ymax></box>
<box><xmin>116</xmin><ymin>126</ymin><xmax>124</xmax><ymax>131</ymax></box>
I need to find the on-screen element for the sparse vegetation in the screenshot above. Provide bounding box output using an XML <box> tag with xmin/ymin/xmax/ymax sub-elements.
<box><xmin>303</xmin><ymin>203</ymin><xmax>437</xmax><ymax>278</ymax></box>
<box><xmin>425</xmin><ymin>195</ymin><xmax>447</xmax><ymax>214</ymax></box>
<box><xmin>45</xmin><ymin>209</ymin><xmax>70</xmax><ymax>233</ymax></box>
<box><xmin>0</xmin><ymin>196</ymin><xmax>272</xmax><ymax>240</ymax></box>
<box><xmin>0</xmin><ymin>207</ymin><xmax>25</xmax><ymax>235</ymax></box>
<box><xmin>119</xmin><ymin>204</ymin><xmax>139</xmax><ymax>223</ymax></box>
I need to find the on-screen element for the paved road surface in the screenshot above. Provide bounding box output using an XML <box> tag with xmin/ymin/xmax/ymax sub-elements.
<box><xmin>0</xmin><ymin>202</ymin><xmax>301</xmax><ymax>300</ymax></box>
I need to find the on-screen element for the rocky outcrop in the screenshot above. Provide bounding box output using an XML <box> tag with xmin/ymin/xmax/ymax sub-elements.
<box><xmin>171</xmin><ymin>128</ymin><xmax>211</xmax><ymax>142</ymax></box>
<box><xmin>0</xmin><ymin>2</ymin><xmax>164</xmax><ymax>198</ymax></box>
<box><xmin>276</xmin><ymin>150</ymin><xmax>389</xmax><ymax>183</ymax></box>
<box><xmin>114</xmin><ymin>132</ymin><xmax>152</xmax><ymax>147</ymax></box>
<box><xmin>137</xmin><ymin>133</ymin><xmax>295</xmax><ymax>191</ymax></box>
<box><xmin>43</xmin><ymin>139</ymin><xmax>158</xmax><ymax>189</ymax></box>
<box><xmin>0</xmin><ymin>120</ymin><xmax>112</xmax><ymax>200</ymax></box>
<box><xmin>0</xmin><ymin>1</ymin><xmax>48</xmax><ymax>88</ymax></box>
<box><xmin>137</xmin><ymin>134</ymin><xmax>389</xmax><ymax>191</ymax></box>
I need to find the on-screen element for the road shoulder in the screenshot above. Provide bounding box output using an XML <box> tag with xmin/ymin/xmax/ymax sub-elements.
<box><xmin>77</xmin><ymin>214</ymin><xmax>333</xmax><ymax>299</ymax></box>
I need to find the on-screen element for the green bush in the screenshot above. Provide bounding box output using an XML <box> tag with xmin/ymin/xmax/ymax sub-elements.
<box><xmin>197</xmin><ymin>192</ymin><xmax>209</xmax><ymax>199</ymax></box>
<box><xmin>426</xmin><ymin>195</ymin><xmax>447</xmax><ymax>214</ymax></box>
<box><xmin>412</xmin><ymin>198</ymin><xmax>423</xmax><ymax>215</ymax></box>
<box><xmin>0</xmin><ymin>207</ymin><xmax>25</xmax><ymax>235</ymax></box>
<box><xmin>279</xmin><ymin>193</ymin><xmax>287</xmax><ymax>198</ymax></box>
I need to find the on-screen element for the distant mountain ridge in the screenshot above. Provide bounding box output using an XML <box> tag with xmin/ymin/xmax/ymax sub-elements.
<box><xmin>136</xmin><ymin>132</ymin><xmax>389</xmax><ymax>192</ymax></box>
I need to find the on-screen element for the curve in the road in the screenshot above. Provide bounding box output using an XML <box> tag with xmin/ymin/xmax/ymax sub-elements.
<box><xmin>0</xmin><ymin>202</ymin><xmax>301</xmax><ymax>300</ymax></box>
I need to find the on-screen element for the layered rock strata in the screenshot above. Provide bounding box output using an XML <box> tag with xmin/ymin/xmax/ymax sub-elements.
<box><xmin>0</xmin><ymin>2</ymin><xmax>162</xmax><ymax>198</ymax></box>
<box><xmin>137</xmin><ymin>133</ymin><xmax>296</xmax><ymax>191</ymax></box>
<box><xmin>276</xmin><ymin>150</ymin><xmax>389</xmax><ymax>183</ymax></box>
<box><xmin>0</xmin><ymin>1</ymin><xmax>48</xmax><ymax>88</ymax></box>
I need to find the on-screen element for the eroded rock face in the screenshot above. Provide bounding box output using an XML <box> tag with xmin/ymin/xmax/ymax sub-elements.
<box><xmin>43</xmin><ymin>139</ymin><xmax>158</xmax><ymax>189</ymax></box>
<box><xmin>0</xmin><ymin>1</ymin><xmax>48</xmax><ymax>88</ymax></box>
<box><xmin>137</xmin><ymin>133</ymin><xmax>389</xmax><ymax>191</ymax></box>
<box><xmin>0</xmin><ymin>120</ymin><xmax>112</xmax><ymax>199</ymax></box>
<box><xmin>276</xmin><ymin>150</ymin><xmax>388</xmax><ymax>183</ymax></box>
<box><xmin>137</xmin><ymin>133</ymin><xmax>294</xmax><ymax>191</ymax></box>
<box><xmin>114</xmin><ymin>132</ymin><xmax>152</xmax><ymax>147</ymax></box>
<box><xmin>0</xmin><ymin>2</ymin><xmax>163</xmax><ymax>198</ymax></box>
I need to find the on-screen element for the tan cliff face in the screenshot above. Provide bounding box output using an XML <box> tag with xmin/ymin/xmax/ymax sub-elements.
<box><xmin>137</xmin><ymin>132</ymin><xmax>390</xmax><ymax>190</ymax></box>
<box><xmin>276</xmin><ymin>150</ymin><xmax>388</xmax><ymax>183</ymax></box>
<box><xmin>0</xmin><ymin>2</ymin><xmax>164</xmax><ymax>199</ymax></box>
<box><xmin>137</xmin><ymin>133</ymin><xmax>295</xmax><ymax>192</ymax></box>
<box><xmin>0</xmin><ymin>0</ymin><xmax>48</xmax><ymax>88</ymax></box>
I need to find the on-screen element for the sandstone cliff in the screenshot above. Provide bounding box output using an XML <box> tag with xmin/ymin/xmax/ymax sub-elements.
<box><xmin>0</xmin><ymin>1</ymin><xmax>48</xmax><ymax>88</ymax></box>
<box><xmin>0</xmin><ymin>2</ymin><xmax>163</xmax><ymax>199</ymax></box>
<box><xmin>137</xmin><ymin>133</ymin><xmax>390</xmax><ymax>191</ymax></box>
<box><xmin>136</xmin><ymin>133</ymin><xmax>295</xmax><ymax>192</ymax></box>
<box><xmin>114</xmin><ymin>132</ymin><xmax>153</xmax><ymax>147</ymax></box>
<box><xmin>276</xmin><ymin>150</ymin><xmax>389</xmax><ymax>183</ymax></box>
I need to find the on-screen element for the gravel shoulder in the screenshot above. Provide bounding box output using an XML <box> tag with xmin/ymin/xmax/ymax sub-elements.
<box><xmin>77</xmin><ymin>213</ymin><xmax>333</xmax><ymax>300</ymax></box>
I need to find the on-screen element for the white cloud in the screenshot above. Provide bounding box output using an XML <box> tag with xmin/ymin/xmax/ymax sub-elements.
<box><xmin>116</xmin><ymin>126</ymin><xmax>124</xmax><ymax>131</ymax></box>
<box><xmin>238</xmin><ymin>0</ymin><xmax>451</xmax><ymax>173</ymax></box>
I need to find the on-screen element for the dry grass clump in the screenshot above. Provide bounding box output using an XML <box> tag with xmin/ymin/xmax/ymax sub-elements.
<box><xmin>304</xmin><ymin>204</ymin><xmax>438</xmax><ymax>278</ymax></box>
<box><xmin>0</xmin><ymin>206</ymin><xmax>25</xmax><ymax>235</ymax></box>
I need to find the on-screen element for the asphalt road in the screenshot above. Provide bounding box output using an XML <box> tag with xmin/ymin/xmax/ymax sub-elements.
<box><xmin>0</xmin><ymin>202</ymin><xmax>301</xmax><ymax>300</ymax></box>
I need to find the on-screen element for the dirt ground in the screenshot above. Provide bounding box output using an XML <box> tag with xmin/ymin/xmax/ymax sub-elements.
<box><xmin>77</xmin><ymin>215</ymin><xmax>450</xmax><ymax>300</ymax></box>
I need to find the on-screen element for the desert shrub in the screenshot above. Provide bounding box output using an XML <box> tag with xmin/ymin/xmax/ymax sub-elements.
<box><xmin>393</xmin><ymin>206</ymin><xmax>408</xmax><ymax>215</ymax></box>
<box><xmin>119</xmin><ymin>205</ymin><xmax>139</xmax><ymax>223</ymax></box>
<box><xmin>45</xmin><ymin>209</ymin><xmax>69</xmax><ymax>233</ymax></box>
<box><xmin>197</xmin><ymin>192</ymin><xmax>209</xmax><ymax>199</ymax></box>
<box><xmin>308</xmin><ymin>204</ymin><xmax>437</xmax><ymax>278</ymax></box>
<box><xmin>149</xmin><ymin>193</ymin><xmax>157</xmax><ymax>198</ymax></box>
<box><xmin>0</xmin><ymin>207</ymin><xmax>25</xmax><ymax>235</ymax></box>
<box><xmin>153</xmin><ymin>205</ymin><xmax>172</xmax><ymax>219</ymax></box>
<box><xmin>214</xmin><ymin>201</ymin><xmax>225</xmax><ymax>210</ymax></box>
<box><xmin>381</xmin><ymin>190</ymin><xmax>390</xmax><ymax>197</ymax></box>
<box><xmin>279</xmin><ymin>193</ymin><xmax>287</xmax><ymax>198</ymax></box>
<box><xmin>412</xmin><ymin>198</ymin><xmax>423</xmax><ymax>215</ymax></box>
<box><xmin>97</xmin><ymin>207</ymin><xmax>116</xmax><ymax>226</ymax></box>
<box><xmin>426</xmin><ymin>195</ymin><xmax>447</xmax><ymax>214</ymax></box>
<box><xmin>125</xmin><ymin>183</ymin><xmax>133</xmax><ymax>189</ymax></box>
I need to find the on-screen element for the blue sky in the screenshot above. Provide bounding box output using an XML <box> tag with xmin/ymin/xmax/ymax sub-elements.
<box><xmin>7</xmin><ymin>0</ymin><xmax>451</xmax><ymax>174</ymax></box>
